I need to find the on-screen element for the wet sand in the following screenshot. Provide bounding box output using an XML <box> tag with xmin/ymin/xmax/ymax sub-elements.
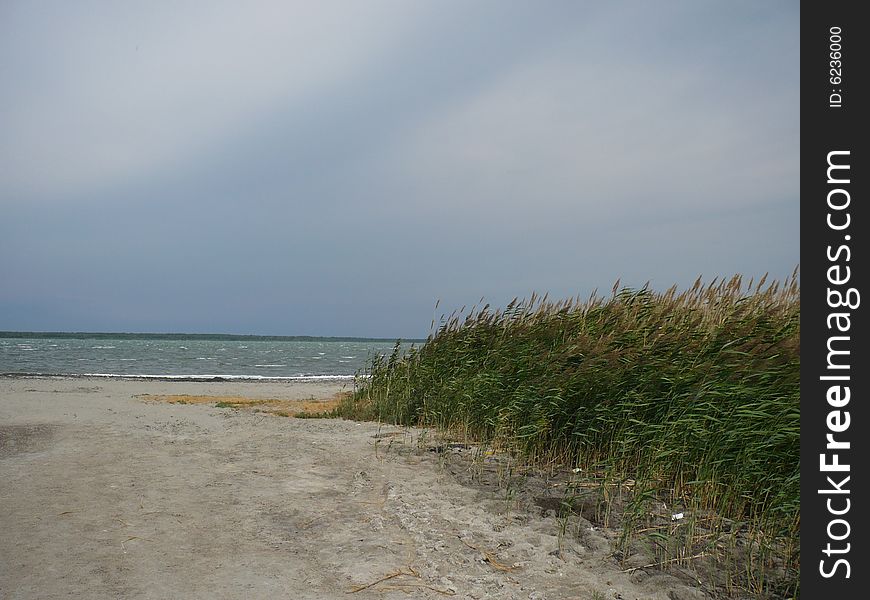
<box><xmin>0</xmin><ymin>377</ymin><xmax>704</xmax><ymax>599</ymax></box>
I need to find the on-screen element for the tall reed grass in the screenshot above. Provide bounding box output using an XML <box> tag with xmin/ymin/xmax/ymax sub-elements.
<box><xmin>343</xmin><ymin>272</ymin><xmax>799</xmax><ymax>595</ymax></box>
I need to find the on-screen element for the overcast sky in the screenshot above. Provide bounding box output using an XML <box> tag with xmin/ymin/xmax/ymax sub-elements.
<box><xmin>1</xmin><ymin>1</ymin><xmax>799</xmax><ymax>338</ymax></box>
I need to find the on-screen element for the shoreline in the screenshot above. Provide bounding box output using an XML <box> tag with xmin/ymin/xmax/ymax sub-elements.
<box><xmin>1</xmin><ymin>372</ymin><xmax>360</xmax><ymax>383</ymax></box>
<box><xmin>0</xmin><ymin>375</ymin><xmax>353</xmax><ymax>405</ymax></box>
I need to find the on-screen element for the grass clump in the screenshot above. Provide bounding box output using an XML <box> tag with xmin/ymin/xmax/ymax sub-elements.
<box><xmin>346</xmin><ymin>272</ymin><xmax>799</xmax><ymax>597</ymax></box>
<box><xmin>143</xmin><ymin>394</ymin><xmax>348</xmax><ymax>418</ymax></box>
<box><xmin>294</xmin><ymin>407</ymin><xmax>342</xmax><ymax>419</ymax></box>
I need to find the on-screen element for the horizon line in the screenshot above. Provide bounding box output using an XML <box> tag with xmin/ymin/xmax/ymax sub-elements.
<box><xmin>0</xmin><ymin>330</ymin><xmax>426</xmax><ymax>343</ymax></box>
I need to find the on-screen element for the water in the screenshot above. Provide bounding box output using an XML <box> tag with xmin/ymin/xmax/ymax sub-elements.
<box><xmin>0</xmin><ymin>335</ymin><xmax>401</xmax><ymax>381</ymax></box>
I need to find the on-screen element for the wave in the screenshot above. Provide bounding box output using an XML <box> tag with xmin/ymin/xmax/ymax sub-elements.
<box><xmin>1</xmin><ymin>372</ymin><xmax>359</xmax><ymax>382</ymax></box>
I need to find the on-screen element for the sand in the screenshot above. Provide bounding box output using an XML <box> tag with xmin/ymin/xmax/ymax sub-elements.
<box><xmin>0</xmin><ymin>377</ymin><xmax>706</xmax><ymax>600</ymax></box>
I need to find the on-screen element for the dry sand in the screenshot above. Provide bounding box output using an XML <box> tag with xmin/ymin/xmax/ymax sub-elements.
<box><xmin>1</xmin><ymin>377</ymin><xmax>706</xmax><ymax>600</ymax></box>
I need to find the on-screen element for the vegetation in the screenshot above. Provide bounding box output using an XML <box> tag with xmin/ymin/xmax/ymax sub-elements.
<box><xmin>144</xmin><ymin>394</ymin><xmax>347</xmax><ymax>417</ymax></box>
<box><xmin>341</xmin><ymin>272</ymin><xmax>800</xmax><ymax>597</ymax></box>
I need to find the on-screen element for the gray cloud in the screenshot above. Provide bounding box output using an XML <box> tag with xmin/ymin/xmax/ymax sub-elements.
<box><xmin>1</xmin><ymin>1</ymin><xmax>798</xmax><ymax>337</ymax></box>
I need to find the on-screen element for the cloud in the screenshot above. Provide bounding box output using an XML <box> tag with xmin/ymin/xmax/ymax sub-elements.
<box><xmin>0</xmin><ymin>0</ymin><xmax>428</xmax><ymax>200</ymax></box>
<box><xmin>373</xmin><ymin>6</ymin><xmax>798</xmax><ymax>231</ymax></box>
<box><xmin>0</xmin><ymin>1</ymin><xmax>799</xmax><ymax>336</ymax></box>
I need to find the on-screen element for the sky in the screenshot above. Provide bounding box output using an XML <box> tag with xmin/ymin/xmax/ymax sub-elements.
<box><xmin>0</xmin><ymin>1</ymin><xmax>799</xmax><ymax>338</ymax></box>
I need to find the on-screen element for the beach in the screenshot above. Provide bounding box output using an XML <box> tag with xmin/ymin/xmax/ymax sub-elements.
<box><xmin>1</xmin><ymin>377</ymin><xmax>704</xmax><ymax>600</ymax></box>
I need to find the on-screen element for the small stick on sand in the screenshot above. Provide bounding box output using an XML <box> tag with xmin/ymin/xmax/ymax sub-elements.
<box><xmin>621</xmin><ymin>552</ymin><xmax>710</xmax><ymax>573</ymax></box>
<box><xmin>347</xmin><ymin>569</ymin><xmax>408</xmax><ymax>593</ymax></box>
<box><xmin>381</xmin><ymin>583</ymin><xmax>457</xmax><ymax>596</ymax></box>
<box><xmin>458</xmin><ymin>536</ymin><xmax>519</xmax><ymax>572</ymax></box>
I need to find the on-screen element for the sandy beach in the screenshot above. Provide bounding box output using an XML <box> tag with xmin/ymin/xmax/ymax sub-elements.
<box><xmin>1</xmin><ymin>377</ymin><xmax>704</xmax><ymax>600</ymax></box>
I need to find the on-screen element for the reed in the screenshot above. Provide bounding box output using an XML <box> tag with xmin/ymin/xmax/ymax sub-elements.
<box><xmin>343</xmin><ymin>271</ymin><xmax>800</xmax><ymax>596</ymax></box>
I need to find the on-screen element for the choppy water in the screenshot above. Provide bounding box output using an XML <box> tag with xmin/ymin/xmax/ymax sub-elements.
<box><xmin>0</xmin><ymin>335</ymin><xmax>400</xmax><ymax>381</ymax></box>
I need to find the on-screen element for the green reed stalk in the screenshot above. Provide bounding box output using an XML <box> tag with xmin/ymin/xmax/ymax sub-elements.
<box><xmin>347</xmin><ymin>271</ymin><xmax>800</xmax><ymax>595</ymax></box>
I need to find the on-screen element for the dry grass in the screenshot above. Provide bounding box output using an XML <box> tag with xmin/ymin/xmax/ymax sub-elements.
<box><xmin>138</xmin><ymin>393</ymin><xmax>349</xmax><ymax>417</ymax></box>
